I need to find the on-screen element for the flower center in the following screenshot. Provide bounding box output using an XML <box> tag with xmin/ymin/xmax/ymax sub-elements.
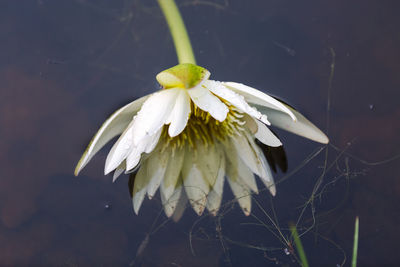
<box><xmin>161</xmin><ymin>102</ymin><xmax>246</xmax><ymax>151</ymax></box>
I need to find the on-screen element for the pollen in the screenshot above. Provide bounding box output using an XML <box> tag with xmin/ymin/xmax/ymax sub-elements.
<box><xmin>161</xmin><ymin>102</ymin><xmax>245</xmax><ymax>151</ymax></box>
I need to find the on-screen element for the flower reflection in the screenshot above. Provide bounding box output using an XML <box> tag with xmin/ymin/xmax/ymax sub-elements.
<box><xmin>75</xmin><ymin>63</ymin><xmax>328</xmax><ymax>219</ymax></box>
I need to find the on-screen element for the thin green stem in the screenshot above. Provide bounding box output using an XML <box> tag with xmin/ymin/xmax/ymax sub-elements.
<box><xmin>157</xmin><ymin>0</ymin><xmax>196</xmax><ymax>64</ymax></box>
<box><xmin>289</xmin><ymin>224</ymin><xmax>309</xmax><ymax>267</ymax></box>
<box><xmin>352</xmin><ymin>217</ymin><xmax>359</xmax><ymax>267</ymax></box>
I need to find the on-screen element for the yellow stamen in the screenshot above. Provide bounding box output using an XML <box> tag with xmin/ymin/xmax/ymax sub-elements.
<box><xmin>161</xmin><ymin>102</ymin><xmax>245</xmax><ymax>151</ymax></box>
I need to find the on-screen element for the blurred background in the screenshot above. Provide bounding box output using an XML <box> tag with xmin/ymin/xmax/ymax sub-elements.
<box><xmin>1</xmin><ymin>0</ymin><xmax>399</xmax><ymax>266</ymax></box>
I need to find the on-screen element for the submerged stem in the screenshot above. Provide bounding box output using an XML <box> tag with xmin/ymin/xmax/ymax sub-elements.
<box><xmin>157</xmin><ymin>0</ymin><xmax>196</xmax><ymax>64</ymax></box>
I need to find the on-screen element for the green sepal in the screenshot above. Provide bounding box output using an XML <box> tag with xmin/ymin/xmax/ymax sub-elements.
<box><xmin>156</xmin><ymin>63</ymin><xmax>210</xmax><ymax>89</ymax></box>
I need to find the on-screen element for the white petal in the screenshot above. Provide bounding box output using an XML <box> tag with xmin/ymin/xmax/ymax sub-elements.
<box><xmin>125</xmin><ymin>128</ymin><xmax>162</xmax><ymax>172</ymax></box>
<box><xmin>75</xmin><ymin>95</ymin><xmax>150</xmax><ymax>176</ymax></box>
<box><xmin>195</xmin><ymin>143</ymin><xmax>224</xmax><ymax>187</ymax></box>
<box><xmin>167</xmin><ymin>89</ymin><xmax>191</xmax><ymax>137</ymax></box>
<box><xmin>230</xmin><ymin>133</ymin><xmax>276</xmax><ymax>196</ymax></box>
<box><xmin>237</xmin><ymin>159</ymin><xmax>258</xmax><ymax>194</ymax></box>
<box><xmin>144</xmin><ymin>128</ymin><xmax>162</xmax><ymax>153</ymax></box>
<box><xmin>133</xmin><ymin>187</ymin><xmax>147</xmax><ymax>215</ymax></box>
<box><xmin>125</xmin><ymin>140</ymin><xmax>146</xmax><ymax>171</ymax></box>
<box><xmin>132</xmin><ymin>88</ymin><xmax>179</xmax><ymax>146</ymax></box>
<box><xmin>254</xmin><ymin>120</ymin><xmax>282</xmax><ymax>147</ymax></box>
<box><xmin>132</xmin><ymin>162</ymin><xmax>150</xmax><ymax>215</ymax></box>
<box><xmin>222</xmin><ymin>82</ymin><xmax>296</xmax><ymax>121</ymax></box>
<box><xmin>171</xmin><ymin>189</ymin><xmax>188</xmax><ymax>222</ymax></box>
<box><xmin>205</xmin><ymin>80</ymin><xmax>270</xmax><ymax>125</ymax></box>
<box><xmin>161</xmin><ymin>147</ymin><xmax>185</xmax><ymax>201</ymax></box>
<box><xmin>230</xmin><ymin>134</ymin><xmax>265</xmax><ymax>178</ymax></box>
<box><xmin>243</xmin><ymin>114</ymin><xmax>258</xmax><ymax>134</ymax></box>
<box><xmin>224</xmin><ymin>142</ymin><xmax>258</xmax><ymax>194</ymax></box>
<box><xmin>104</xmin><ymin>120</ymin><xmax>135</xmax><ymax>175</ymax></box>
<box><xmin>182</xmin><ymin>150</ymin><xmax>210</xmax><ymax>216</ymax></box>
<box><xmin>187</xmin><ymin>84</ymin><xmax>228</xmax><ymax>122</ymax></box>
<box><xmin>112</xmin><ymin>161</ymin><xmax>126</xmax><ymax>182</ymax></box>
<box><xmin>245</xmin><ymin>133</ymin><xmax>276</xmax><ymax>196</ymax></box>
<box><xmin>254</xmin><ymin>103</ymin><xmax>329</xmax><ymax>144</ymax></box>
<box><xmin>161</xmin><ymin>183</ymin><xmax>182</xmax><ymax>218</ymax></box>
<box><xmin>226</xmin><ymin>171</ymin><xmax>252</xmax><ymax>216</ymax></box>
<box><xmin>146</xmin><ymin>147</ymin><xmax>169</xmax><ymax>199</ymax></box>
<box><xmin>206</xmin><ymin>153</ymin><xmax>226</xmax><ymax>216</ymax></box>
<box><xmin>125</xmin><ymin>149</ymin><xmax>141</xmax><ymax>172</ymax></box>
<box><xmin>206</xmin><ymin>189</ymin><xmax>223</xmax><ymax>216</ymax></box>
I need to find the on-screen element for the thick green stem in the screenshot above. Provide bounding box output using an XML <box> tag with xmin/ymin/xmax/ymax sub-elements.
<box><xmin>157</xmin><ymin>0</ymin><xmax>196</xmax><ymax>64</ymax></box>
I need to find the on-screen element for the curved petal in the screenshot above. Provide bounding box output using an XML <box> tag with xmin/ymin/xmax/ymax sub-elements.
<box><xmin>171</xmin><ymin>188</ymin><xmax>188</xmax><ymax>222</ymax></box>
<box><xmin>254</xmin><ymin>103</ymin><xmax>329</xmax><ymax>144</ymax></box>
<box><xmin>144</xmin><ymin>128</ymin><xmax>163</xmax><ymax>153</ymax></box>
<box><xmin>182</xmin><ymin>148</ymin><xmax>210</xmax><ymax>215</ymax></box>
<box><xmin>105</xmin><ymin>126</ymin><xmax>161</xmax><ymax>174</ymax></box>
<box><xmin>222</xmin><ymin>82</ymin><xmax>296</xmax><ymax>121</ymax></box>
<box><xmin>254</xmin><ymin>120</ymin><xmax>282</xmax><ymax>147</ymax></box>
<box><xmin>104</xmin><ymin>120</ymin><xmax>135</xmax><ymax>175</ymax></box>
<box><xmin>230</xmin><ymin>133</ymin><xmax>276</xmax><ymax>196</ymax></box>
<box><xmin>132</xmin><ymin>88</ymin><xmax>179</xmax><ymax>146</ymax></box>
<box><xmin>206</xmin><ymin>154</ymin><xmax>225</xmax><ymax>216</ymax></box>
<box><xmin>112</xmin><ymin>161</ymin><xmax>126</xmax><ymax>182</ymax></box>
<box><xmin>243</xmin><ymin>114</ymin><xmax>258</xmax><ymax>134</ymax></box>
<box><xmin>161</xmin><ymin>147</ymin><xmax>185</xmax><ymax>201</ymax></box>
<box><xmin>132</xmin><ymin>161</ymin><xmax>150</xmax><ymax>215</ymax></box>
<box><xmin>167</xmin><ymin>89</ymin><xmax>191</xmax><ymax>137</ymax></box>
<box><xmin>224</xmin><ymin>141</ymin><xmax>258</xmax><ymax>194</ymax></box>
<box><xmin>161</xmin><ymin>182</ymin><xmax>183</xmax><ymax>218</ymax></box>
<box><xmin>195</xmin><ymin>143</ymin><xmax>223</xmax><ymax>187</ymax></box>
<box><xmin>230</xmin><ymin>134</ymin><xmax>265</xmax><ymax>178</ymax></box>
<box><xmin>146</xmin><ymin>146</ymin><xmax>169</xmax><ymax>199</ymax></box>
<box><xmin>187</xmin><ymin>84</ymin><xmax>228</xmax><ymax>122</ymax></box>
<box><xmin>237</xmin><ymin>159</ymin><xmax>258</xmax><ymax>194</ymax></box>
<box><xmin>125</xmin><ymin>148</ymin><xmax>142</xmax><ymax>172</ymax></box>
<box><xmin>74</xmin><ymin>95</ymin><xmax>150</xmax><ymax>176</ymax></box>
<box><xmin>245</xmin><ymin>133</ymin><xmax>276</xmax><ymax>196</ymax></box>
<box><xmin>226</xmin><ymin>165</ymin><xmax>252</xmax><ymax>216</ymax></box>
<box><xmin>205</xmin><ymin>80</ymin><xmax>270</xmax><ymax>125</ymax></box>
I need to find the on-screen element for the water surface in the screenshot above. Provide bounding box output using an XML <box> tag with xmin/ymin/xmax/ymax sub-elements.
<box><xmin>1</xmin><ymin>0</ymin><xmax>399</xmax><ymax>266</ymax></box>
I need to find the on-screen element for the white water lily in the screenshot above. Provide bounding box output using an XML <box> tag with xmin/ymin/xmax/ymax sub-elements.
<box><xmin>75</xmin><ymin>63</ymin><xmax>328</xmax><ymax>218</ymax></box>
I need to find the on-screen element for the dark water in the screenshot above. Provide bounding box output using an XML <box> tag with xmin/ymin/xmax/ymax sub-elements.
<box><xmin>1</xmin><ymin>0</ymin><xmax>399</xmax><ymax>266</ymax></box>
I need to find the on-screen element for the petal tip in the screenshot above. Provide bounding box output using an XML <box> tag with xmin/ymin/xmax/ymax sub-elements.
<box><xmin>168</xmin><ymin>126</ymin><xmax>181</xmax><ymax>138</ymax></box>
<box><xmin>190</xmin><ymin>200</ymin><xmax>206</xmax><ymax>216</ymax></box>
<box><xmin>320</xmin><ymin>135</ymin><xmax>330</xmax><ymax>144</ymax></box>
<box><xmin>311</xmin><ymin>131</ymin><xmax>329</xmax><ymax>144</ymax></box>
<box><xmin>74</xmin><ymin>154</ymin><xmax>87</xmax><ymax>176</ymax></box>
<box><xmin>104</xmin><ymin>164</ymin><xmax>114</xmax><ymax>175</ymax></box>
<box><xmin>133</xmin><ymin>208</ymin><xmax>139</xmax><ymax>215</ymax></box>
<box><xmin>74</xmin><ymin>166</ymin><xmax>80</xmax><ymax>177</ymax></box>
<box><xmin>269</xmin><ymin>185</ymin><xmax>277</xmax><ymax>196</ymax></box>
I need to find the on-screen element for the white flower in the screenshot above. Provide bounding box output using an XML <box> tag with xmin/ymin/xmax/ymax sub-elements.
<box><xmin>75</xmin><ymin>63</ymin><xmax>328</xmax><ymax>219</ymax></box>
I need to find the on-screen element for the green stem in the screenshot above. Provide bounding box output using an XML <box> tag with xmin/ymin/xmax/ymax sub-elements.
<box><xmin>157</xmin><ymin>0</ymin><xmax>196</xmax><ymax>64</ymax></box>
<box><xmin>289</xmin><ymin>224</ymin><xmax>309</xmax><ymax>267</ymax></box>
<box><xmin>352</xmin><ymin>217</ymin><xmax>359</xmax><ymax>267</ymax></box>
